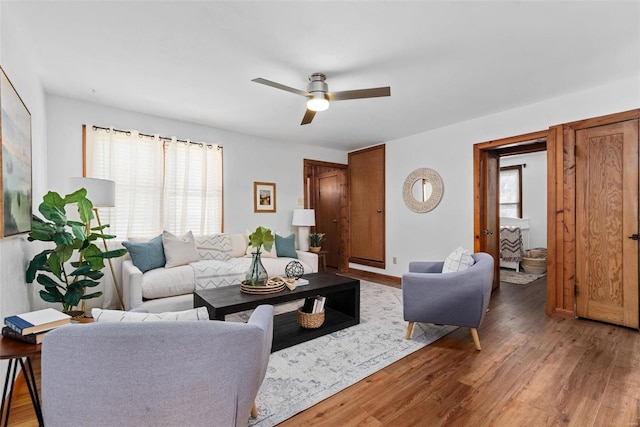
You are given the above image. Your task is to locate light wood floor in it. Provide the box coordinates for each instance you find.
[5,273,640,426]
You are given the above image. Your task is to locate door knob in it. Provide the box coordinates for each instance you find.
[332,219,337,223]
[482,229,494,235]
[629,234,639,241]
[377,209,382,213]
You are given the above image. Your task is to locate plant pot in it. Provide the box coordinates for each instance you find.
[309,246,321,253]
[64,310,86,319]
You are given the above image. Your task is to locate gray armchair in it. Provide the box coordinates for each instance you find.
[41,305,274,427]
[402,252,494,350]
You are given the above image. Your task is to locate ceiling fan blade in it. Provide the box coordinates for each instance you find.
[252,78,310,97]
[301,109,316,125]
[328,86,391,101]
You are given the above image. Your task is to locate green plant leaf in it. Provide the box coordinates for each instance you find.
[82,243,106,270]
[39,289,64,303]
[39,203,67,226]
[69,265,92,276]
[47,251,62,280]
[75,278,100,288]
[63,287,84,307]
[99,248,128,259]
[36,274,62,288]
[81,291,103,300]
[42,191,65,210]
[70,223,86,241]
[52,231,74,246]
[63,188,87,204]
[77,198,94,224]
[26,250,53,283]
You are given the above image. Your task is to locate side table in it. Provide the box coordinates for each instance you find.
[0,337,43,427]
[314,250,328,272]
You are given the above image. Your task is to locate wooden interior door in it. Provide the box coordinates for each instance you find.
[576,119,639,329]
[349,145,385,268]
[317,170,343,268]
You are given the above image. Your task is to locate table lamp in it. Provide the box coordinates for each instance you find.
[292,209,315,252]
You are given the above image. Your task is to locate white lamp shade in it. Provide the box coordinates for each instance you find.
[69,177,116,207]
[292,209,315,226]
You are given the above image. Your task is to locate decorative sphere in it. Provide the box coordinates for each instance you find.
[285,260,305,279]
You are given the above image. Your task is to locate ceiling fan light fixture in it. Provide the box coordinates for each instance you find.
[307,93,329,112]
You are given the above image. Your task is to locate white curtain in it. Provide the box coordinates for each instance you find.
[85,126,223,239]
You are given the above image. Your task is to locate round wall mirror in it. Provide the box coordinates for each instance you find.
[403,168,443,213]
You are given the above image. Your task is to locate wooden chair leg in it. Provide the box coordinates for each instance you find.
[470,327,481,351]
[405,322,415,340]
[251,402,258,418]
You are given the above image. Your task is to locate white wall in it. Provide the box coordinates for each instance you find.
[500,151,547,249]
[376,76,639,278]
[0,8,48,325]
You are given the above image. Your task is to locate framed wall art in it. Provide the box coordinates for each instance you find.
[254,181,276,213]
[1,66,32,238]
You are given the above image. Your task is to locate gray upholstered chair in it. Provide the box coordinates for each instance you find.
[41,305,274,427]
[402,252,494,350]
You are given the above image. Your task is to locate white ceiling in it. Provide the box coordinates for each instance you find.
[4,1,639,151]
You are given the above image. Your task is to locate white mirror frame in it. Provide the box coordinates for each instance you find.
[402,168,444,213]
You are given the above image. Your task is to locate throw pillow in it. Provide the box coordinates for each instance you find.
[91,307,209,322]
[275,233,298,258]
[442,247,475,273]
[195,234,233,261]
[162,230,200,268]
[122,235,166,273]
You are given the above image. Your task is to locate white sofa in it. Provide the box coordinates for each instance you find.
[122,233,317,312]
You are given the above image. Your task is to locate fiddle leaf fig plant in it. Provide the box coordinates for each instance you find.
[26,188,127,313]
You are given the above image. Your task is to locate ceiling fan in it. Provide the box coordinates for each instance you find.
[252,72,391,125]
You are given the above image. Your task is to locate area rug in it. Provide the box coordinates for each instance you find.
[237,280,457,426]
[500,268,546,285]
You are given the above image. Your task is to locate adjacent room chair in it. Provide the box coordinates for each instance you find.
[402,252,494,350]
[41,305,274,427]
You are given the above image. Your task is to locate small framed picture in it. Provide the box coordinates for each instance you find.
[254,182,276,213]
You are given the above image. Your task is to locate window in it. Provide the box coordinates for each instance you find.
[83,125,223,238]
[499,165,522,218]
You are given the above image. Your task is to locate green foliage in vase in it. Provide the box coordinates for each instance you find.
[25,188,127,313]
[248,226,275,254]
[309,232,325,247]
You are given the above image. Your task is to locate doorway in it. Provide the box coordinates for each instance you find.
[474,131,549,292]
[303,159,348,271]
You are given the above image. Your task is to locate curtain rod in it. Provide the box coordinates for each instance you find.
[91,125,222,149]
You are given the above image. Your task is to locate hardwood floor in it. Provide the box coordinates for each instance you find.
[5,273,640,426]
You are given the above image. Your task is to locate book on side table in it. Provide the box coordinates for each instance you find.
[1,326,47,344]
[4,308,71,336]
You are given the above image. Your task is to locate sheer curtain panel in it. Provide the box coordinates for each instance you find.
[84,126,223,238]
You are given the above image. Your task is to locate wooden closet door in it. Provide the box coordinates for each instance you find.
[576,119,639,329]
[317,170,344,268]
[349,145,385,267]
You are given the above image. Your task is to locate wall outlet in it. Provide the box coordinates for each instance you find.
[393,256,397,264]
[297,198,304,207]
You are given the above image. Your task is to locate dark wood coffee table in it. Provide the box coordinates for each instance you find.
[193,273,360,352]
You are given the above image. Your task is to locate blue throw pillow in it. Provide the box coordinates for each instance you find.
[275,234,298,258]
[122,235,166,273]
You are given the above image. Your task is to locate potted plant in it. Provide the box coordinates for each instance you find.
[309,232,325,253]
[245,226,275,286]
[26,188,127,316]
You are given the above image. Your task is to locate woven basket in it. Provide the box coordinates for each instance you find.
[297,308,325,329]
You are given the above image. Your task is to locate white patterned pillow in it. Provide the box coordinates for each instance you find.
[196,234,233,261]
[91,307,209,322]
[442,247,475,273]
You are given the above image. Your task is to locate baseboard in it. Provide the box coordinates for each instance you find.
[345,267,401,286]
